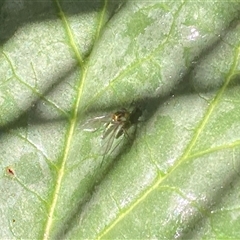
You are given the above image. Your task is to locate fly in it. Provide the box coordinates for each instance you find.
[83,107,142,161]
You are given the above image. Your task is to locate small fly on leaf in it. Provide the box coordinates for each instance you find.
[83,107,142,162]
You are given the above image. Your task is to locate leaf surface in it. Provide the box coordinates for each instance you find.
[1,1,240,239]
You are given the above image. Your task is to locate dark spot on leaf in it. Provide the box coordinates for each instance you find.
[6,166,15,176]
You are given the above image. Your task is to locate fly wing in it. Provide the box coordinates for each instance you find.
[102,122,116,139]
[101,124,123,156]
[82,115,110,132]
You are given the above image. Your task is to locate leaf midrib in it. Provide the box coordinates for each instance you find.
[42,0,108,238]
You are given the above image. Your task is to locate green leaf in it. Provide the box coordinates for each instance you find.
[1,1,240,239]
